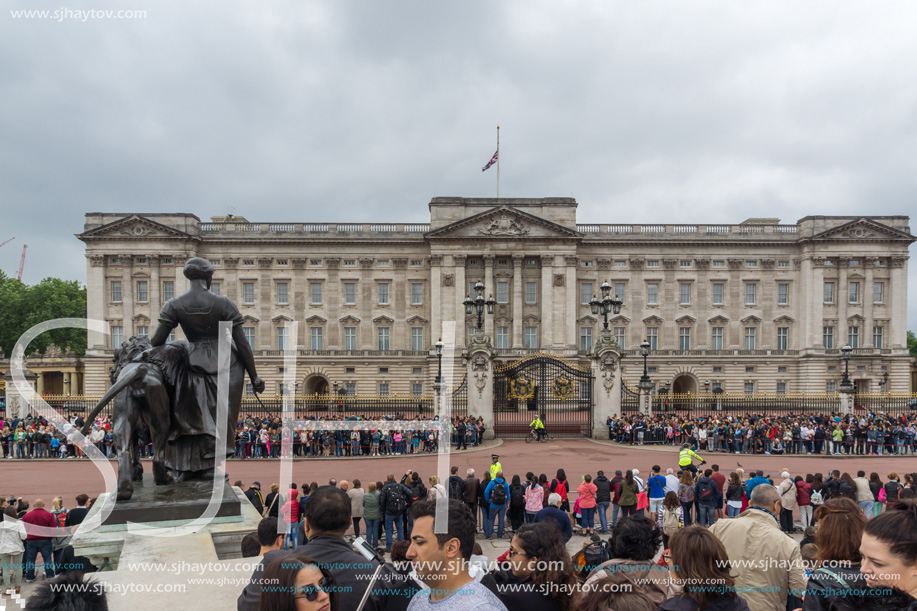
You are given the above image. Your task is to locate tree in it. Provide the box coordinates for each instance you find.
[909,330,917,357]
[0,270,87,356]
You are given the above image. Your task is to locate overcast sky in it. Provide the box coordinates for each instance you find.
[2,1,915,331]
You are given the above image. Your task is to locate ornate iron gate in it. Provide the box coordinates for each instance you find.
[493,354,593,438]
[621,378,640,413]
[448,374,468,418]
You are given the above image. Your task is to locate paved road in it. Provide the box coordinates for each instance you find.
[5,439,914,504]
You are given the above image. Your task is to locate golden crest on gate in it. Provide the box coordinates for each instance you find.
[509,376,535,400]
[553,376,575,401]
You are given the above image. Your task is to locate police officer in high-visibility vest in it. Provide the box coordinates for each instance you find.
[530,414,546,441]
[678,443,705,476]
[489,454,502,479]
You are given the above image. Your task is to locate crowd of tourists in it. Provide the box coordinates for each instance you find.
[608,411,917,455]
[5,450,917,610]
[0,412,488,460]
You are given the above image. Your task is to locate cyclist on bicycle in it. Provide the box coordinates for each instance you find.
[530,414,546,441]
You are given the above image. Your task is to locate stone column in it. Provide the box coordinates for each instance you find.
[326,258,341,349]
[638,382,653,417]
[453,255,466,346]
[430,254,443,343]
[889,256,907,349]
[150,255,160,315]
[121,258,134,343]
[565,256,578,349]
[393,258,409,350]
[85,255,107,351]
[359,257,375,349]
[839,385,854,415]
[540,257,554,347]
[465,334,495,439]
[292,258,308,348]
[512,255,524,348]
[591,331,622,438]
[36,373,44,396]
[837,267,848,347]
[257,258,273,349]
[483,255,495,339]
[864,265,874,346]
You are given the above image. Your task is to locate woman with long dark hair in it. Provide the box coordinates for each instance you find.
[869,472,884,516]
[260,554,335,611]
[802,498,868,611]
[508,474,526,533]
[843,501,917,607]
[661,526,749,610]
[551,469,570,513]
[538,474,550,507]
[491,522,579,611]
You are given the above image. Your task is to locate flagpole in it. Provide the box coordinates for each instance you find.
[496,125,500,199]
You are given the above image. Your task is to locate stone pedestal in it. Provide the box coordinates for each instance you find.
[100,474,242,525]
[465,331,495,439]
[839,385,855,415]
[3,367,37,419]
[638,382,653,417]
[69,485,262,610]
[591,331,622,439]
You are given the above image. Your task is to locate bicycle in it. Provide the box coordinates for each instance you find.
[525,428,550,443]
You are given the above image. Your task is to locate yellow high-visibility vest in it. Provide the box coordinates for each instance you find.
[490,462,502,478]
[530,419,544,430]
[679,448,700,466]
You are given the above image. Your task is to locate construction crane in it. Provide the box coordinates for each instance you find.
[0,237,13,248]
[17,244,27,280]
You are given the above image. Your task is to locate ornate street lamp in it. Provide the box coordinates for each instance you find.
[882,371,889,393]
[590,280,623,330]
[703,380,711,393]
[463,280,496,330]
[639,338,652,385]
[435,337,444,384]
[840,344,854,389]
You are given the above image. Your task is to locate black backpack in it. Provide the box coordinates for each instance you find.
[492,481,507,505]
[510,484,525,508]
[696,479,714,501]
[448,477,464,500]
[386,485,408,515]
[581,536,611,576]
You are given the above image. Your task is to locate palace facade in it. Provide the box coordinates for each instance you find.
[78,198,913,399]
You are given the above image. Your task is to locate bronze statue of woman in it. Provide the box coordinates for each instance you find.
[148,257,264,481]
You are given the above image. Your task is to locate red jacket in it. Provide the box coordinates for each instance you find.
[22,508,58,541]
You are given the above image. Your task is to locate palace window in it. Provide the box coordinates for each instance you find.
[411,283,423,305]
[777,327,788,350]
[711,327,724,350]
[873,282,884,303]
[580,327,592,351]
[111,326,123,348]
[524,327,537,349]
[496,327,509,349]
[378,328,390,351]
[136,281,148,303]
[243,283,255,304]
[778,283,789,304]
[712,283,724,305]
[411,327,424,351]
[344,327,356,351]
[525,282,537,304]
[311,283,322,304]
[344,283,356,304]
[277,282,288,304]
[111,281,122,303]
[310,327,323,350]
[873,326,883,349]
[646,327,658,350]
[823,326,835,349]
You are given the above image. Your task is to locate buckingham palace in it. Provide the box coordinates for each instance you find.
[77,197,913,401]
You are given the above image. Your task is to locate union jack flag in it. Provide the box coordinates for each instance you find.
[482,149,498,172]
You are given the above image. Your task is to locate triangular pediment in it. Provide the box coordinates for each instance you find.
[847,314,864,323]
[339,315,361,325]
[809,218,915,243]
[406,315,429,324]
[741,315,762,324]
[271,314,294,323]
[78,215,194,241]
[708,315,730,325]
[305,315,327,325]
[577,315,598,324]
[426,206,581,240]
[643,315,664,325]
[373,315,395,325]
[609,315,631,325]
[242,315,260,324]
[773,315,795,325]
[676,315,697,325]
